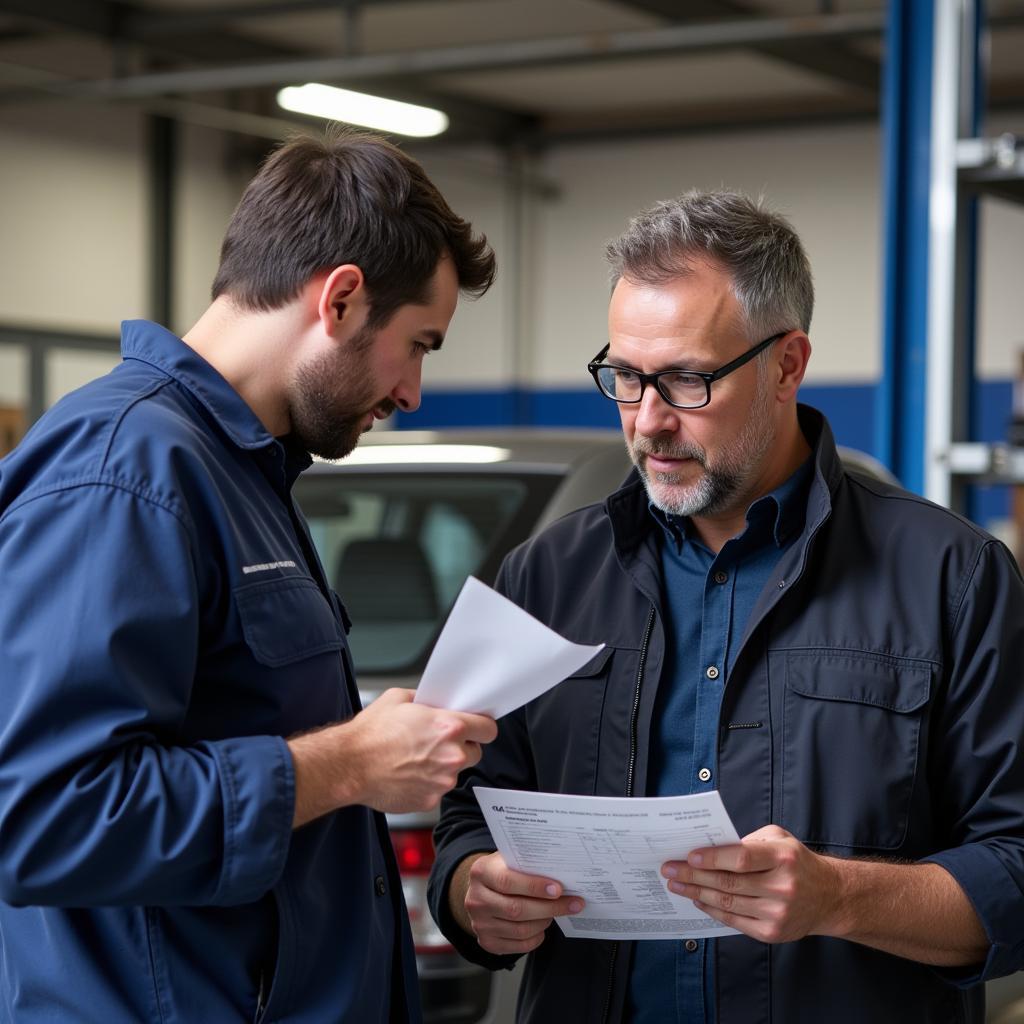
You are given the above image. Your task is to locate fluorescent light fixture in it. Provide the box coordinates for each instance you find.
[277,83,449,137]
[338,445,511,465]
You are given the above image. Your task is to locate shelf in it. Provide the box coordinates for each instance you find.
[944,442,1024,483]
[957,134,1024,204]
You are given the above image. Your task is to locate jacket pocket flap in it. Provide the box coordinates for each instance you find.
[235,576,345,667]
[785,650,931,713]
[567,645,614,678]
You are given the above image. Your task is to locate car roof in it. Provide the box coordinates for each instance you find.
[305,426,627,475]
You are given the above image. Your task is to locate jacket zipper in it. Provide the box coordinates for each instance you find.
[601,604,656,1024]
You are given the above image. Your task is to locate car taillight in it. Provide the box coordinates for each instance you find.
[391,828,455,955]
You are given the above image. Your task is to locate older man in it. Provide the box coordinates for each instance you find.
[429,191,1024,1022]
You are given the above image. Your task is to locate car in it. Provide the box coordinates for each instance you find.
[292,427,1021,1024]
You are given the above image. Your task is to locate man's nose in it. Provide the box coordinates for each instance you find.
[633,381,680,435]
[390,362,422,414]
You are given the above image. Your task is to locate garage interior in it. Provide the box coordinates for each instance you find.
[1,2,1024,1021]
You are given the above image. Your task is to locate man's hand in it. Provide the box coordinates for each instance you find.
[450,851,585,955]
[660,824,843,943]
[289,688,497,825]
[659,824,989,967]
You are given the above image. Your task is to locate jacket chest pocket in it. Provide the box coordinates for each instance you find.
[526,646,615,795]
[780,650,932,850]
[235,576,346,667]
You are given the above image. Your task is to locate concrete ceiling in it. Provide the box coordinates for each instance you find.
[0,0,1022,148]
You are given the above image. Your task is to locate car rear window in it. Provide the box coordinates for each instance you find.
[294,471,560,674]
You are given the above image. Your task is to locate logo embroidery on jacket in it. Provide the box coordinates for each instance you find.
[241,560,298,575]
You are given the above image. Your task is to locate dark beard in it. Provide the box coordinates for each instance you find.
[289,329,392,460]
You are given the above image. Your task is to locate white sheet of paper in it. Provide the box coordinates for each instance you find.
[412,576,603,720]
[475,787,742,940]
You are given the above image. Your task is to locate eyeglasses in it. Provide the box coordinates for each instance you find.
[587,332,787,410]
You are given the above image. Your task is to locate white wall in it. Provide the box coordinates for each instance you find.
[174,124,252,335]
[1,104,1022,399]
[414,147,513,388]
[532,121,883,388]
[977,112,1024,378]
[0,102,148,334]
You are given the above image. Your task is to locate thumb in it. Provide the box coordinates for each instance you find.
[742,824,791,842]
[370,687,416,708]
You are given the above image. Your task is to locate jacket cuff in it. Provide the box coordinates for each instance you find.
[428,832,520,972]
[209,735,294,905]
[922,844,1024,983]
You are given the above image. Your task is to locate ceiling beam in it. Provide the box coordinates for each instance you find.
[612,0,879,93]
[123,0,476,38]
[0,0,125,35]
[0,0,534,141]
[542,91,880,145]
[37,10,886,101]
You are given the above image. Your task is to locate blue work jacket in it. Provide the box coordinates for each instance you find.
[430,405,1024,1024]
[0,321,418,1022]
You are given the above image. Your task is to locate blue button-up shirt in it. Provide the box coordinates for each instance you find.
[0,321,418,1022]
[627,458,813,1024]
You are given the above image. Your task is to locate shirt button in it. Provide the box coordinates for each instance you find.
[713,571,728,584]
[705,666,719,680]
[698,767,712,783]
[374,875,387,896]
[684,939,699,952]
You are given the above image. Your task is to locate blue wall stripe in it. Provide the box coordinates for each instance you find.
[401,381,1015,528]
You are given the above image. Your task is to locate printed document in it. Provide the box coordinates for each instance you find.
[475,787,742,940]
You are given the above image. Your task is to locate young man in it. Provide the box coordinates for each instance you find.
[429,191,1024,1022]
[0,130,498,1023]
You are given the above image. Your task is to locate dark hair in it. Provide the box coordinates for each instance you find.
[212,127,495,326]
[604,190,813,338]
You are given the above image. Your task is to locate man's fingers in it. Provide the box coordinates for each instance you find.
[477,931,547,956]
[474,856,567,901]
[492,894,584,922]
[461,740,483,768]
[373,687,416,707]
[667,878,762,916]
[663,865,765,897]
[453,711,499,744]
[472,887,583,924]
[677,839,781,873]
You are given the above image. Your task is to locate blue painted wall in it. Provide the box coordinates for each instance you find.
[403,380,1016,528]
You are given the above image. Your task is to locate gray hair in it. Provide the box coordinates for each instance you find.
[604,190,814,339]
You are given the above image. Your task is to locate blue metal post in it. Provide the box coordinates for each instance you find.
[878,0,935,495]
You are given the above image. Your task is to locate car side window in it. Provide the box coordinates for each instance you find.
[420,504,485,609]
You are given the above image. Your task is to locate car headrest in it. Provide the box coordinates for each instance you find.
[334,538,439,623]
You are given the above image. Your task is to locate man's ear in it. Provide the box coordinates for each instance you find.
[315,264,368,338]
[775,332,812,403]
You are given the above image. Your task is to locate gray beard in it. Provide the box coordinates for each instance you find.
[629,379,776,519]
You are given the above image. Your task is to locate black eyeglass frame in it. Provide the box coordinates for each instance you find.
[587,331,788,410]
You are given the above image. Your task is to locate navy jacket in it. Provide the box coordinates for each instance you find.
[0,321,418,1022]
[429,406,1024,1024]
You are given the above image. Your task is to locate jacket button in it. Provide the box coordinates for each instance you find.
[374,875,386,896]
[697,767,712,783]
[705,666,719,680]
[684,939,699,952]
[713,571,728,584]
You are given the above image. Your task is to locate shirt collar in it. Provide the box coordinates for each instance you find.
[648,452,814,552]
[120,319,275,452]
